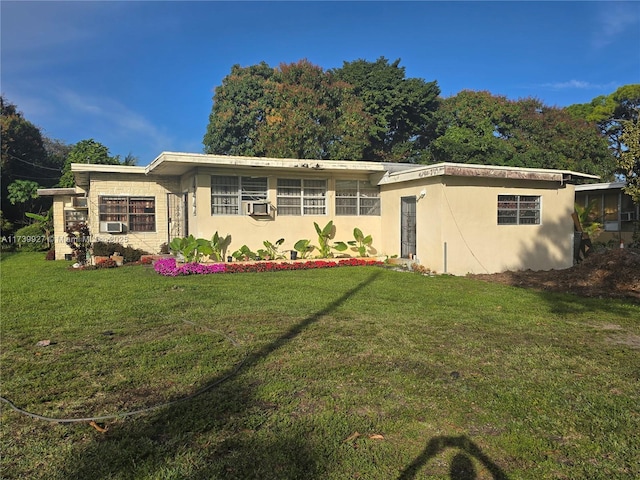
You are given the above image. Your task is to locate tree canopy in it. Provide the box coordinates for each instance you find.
[1,96,136,226]
[203,58,439,162]
[331,57,440,162]
[203,58,627,177]
[567,85,640,198]
[429,90,615,179]
[256,60,372,160]
[204,60,372,160]
[58,138,123,187]
[1,96,55,222]
[566,84,640,160]
[203,62,275,157]
[619,117,640,202]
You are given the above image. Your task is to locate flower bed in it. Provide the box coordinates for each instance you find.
[153,257,383,277]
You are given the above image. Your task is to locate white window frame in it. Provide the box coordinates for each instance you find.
[497,195,541,225]
[277,178,327,216]
[64,209,87,231]
[335,180,380,216]
[211,175,268,215]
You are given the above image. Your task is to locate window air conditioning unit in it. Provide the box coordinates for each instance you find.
[604,221,620,232]
[72,197,88,208]
[100,221,125,233]
[620,211,636,222]
[246,201,271,216]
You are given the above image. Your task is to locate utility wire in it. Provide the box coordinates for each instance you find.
[3,153,64,172]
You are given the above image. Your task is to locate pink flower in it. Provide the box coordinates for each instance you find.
[154,257,382,276]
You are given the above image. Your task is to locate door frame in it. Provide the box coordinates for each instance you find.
[400,196,417,259]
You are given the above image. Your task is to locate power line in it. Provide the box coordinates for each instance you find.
[3,153,64,172]
[5,174,60,181]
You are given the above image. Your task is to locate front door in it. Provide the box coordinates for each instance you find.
[167,193,187,244]
[401,196,416,258]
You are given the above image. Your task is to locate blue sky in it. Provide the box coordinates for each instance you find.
[2,1,639,166]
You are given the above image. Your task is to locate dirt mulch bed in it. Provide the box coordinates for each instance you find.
[468,248,640,301]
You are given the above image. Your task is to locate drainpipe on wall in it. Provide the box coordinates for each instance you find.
[443,242,448,274]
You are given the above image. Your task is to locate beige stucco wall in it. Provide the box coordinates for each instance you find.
[47,164,580,272]
[186,168,383,257]
[86,173,180,254]
[52,196,72,260]
[380,177,576,275]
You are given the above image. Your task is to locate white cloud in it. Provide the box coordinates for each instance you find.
[53,88,172,158]
[539,80,617,90]
[593,3,640,49]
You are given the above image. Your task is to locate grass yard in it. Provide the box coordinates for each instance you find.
[1,252,638,479]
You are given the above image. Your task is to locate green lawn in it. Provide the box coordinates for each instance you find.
[1,252,638,479]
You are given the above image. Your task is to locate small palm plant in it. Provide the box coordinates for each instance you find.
[574,200,602,239]
[348,227,373,257]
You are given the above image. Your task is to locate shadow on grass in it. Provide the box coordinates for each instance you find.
[60,270,382,479]
[397,435,509,480]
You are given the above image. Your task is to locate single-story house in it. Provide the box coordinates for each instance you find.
[38,152,599,275]
[575,181,639,246]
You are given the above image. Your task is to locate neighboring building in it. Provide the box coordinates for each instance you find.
[38,152,598,275]
[575,182,639,246]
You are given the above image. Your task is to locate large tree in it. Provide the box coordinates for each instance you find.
[1,96,58,223]
[203,62,277,157]
[566,84,640,160]
[332,57,440,162]
[203,60,372,160]
[619,117,640,202]
[429,91,615,178]
[255,60,371,160]
[58,138,121,187]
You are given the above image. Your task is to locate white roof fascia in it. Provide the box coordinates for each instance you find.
[575,181,627,191]
[377,162,599,185]
[70,164,147,174]
[37,187,83,196]
[146,152,390,175]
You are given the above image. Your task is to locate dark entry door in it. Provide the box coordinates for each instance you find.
[401,196,416,258]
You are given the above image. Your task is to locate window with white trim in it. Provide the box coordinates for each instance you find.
[65,210,87,231]
[335,180,380,216]
[497,195,541,225]
[211,176,268,215]
[277,179,327,215]
[99,196,156,232]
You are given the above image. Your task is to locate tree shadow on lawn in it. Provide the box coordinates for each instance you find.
[397,435,509,480]
[60,271,383,480]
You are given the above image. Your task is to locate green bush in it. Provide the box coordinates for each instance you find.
[123,245,147,263]
[91,241,147,263]
[91,241,116,256]
[14,224,48,252]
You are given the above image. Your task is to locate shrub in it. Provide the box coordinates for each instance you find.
[92,241,116,256]
[122,245,147,263]
[14,224,48,252]
[66,222,91,265]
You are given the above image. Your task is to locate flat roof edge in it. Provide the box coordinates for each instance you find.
[37,187,83,196]
[71,164,147,174]
[147,152,390,173]
[380,162,599,184]
[575,181,627,191]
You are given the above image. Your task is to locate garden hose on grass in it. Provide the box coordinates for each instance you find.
[0,319,248,427]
